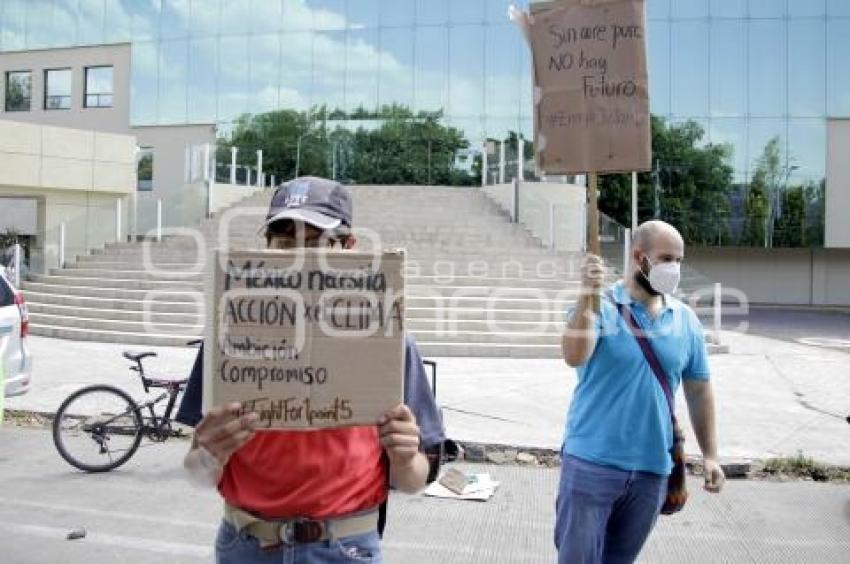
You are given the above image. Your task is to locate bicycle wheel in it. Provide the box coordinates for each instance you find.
[52,385,144,472]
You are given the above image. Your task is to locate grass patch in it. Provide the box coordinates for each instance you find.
[760,451,850,483]
[2,409,52,428]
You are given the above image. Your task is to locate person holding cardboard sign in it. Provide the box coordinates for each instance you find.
[558,221,724,563]
[176,177,445,563]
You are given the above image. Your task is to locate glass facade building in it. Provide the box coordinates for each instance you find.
[0,0,848,189]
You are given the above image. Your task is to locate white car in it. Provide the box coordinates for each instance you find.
[0,269,32,397]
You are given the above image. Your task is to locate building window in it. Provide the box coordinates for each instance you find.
[137,147,154,191]
[4,71,31,111]
[44,68,72,110]
[85,66,113,108]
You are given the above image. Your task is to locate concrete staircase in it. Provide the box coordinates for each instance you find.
[24,185,586,358]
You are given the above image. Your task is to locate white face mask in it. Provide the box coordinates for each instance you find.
[647,260,681,295]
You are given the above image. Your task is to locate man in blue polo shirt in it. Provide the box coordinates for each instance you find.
[558,220,724,564]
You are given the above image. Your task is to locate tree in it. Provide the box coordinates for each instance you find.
[741,137,783,247]
[804,179,826,246]
[598,116,734,245]
[773,185,805,247]
[5,76,29,111]
[218,106,476,186]
[740,168,768,246]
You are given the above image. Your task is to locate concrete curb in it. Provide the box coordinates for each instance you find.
[8,409,847,482]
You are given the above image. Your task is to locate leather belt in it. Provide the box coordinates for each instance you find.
[223,502,378,549]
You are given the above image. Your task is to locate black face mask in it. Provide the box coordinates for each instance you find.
[634,256,661,297]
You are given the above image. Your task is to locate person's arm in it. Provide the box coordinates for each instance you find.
[562,254,604,367]
[683,379,724,493]
[379,404,429,494]
[183,403,258,488]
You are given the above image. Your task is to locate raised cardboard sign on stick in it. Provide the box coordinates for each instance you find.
[203,249,406,430]
[529,0,651,174]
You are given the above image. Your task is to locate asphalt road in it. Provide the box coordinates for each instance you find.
[721,307,850,352]
[1,426,849,563]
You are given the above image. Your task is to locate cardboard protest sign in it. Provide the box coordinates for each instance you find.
[204,249,405,430]
[527,0,650,174]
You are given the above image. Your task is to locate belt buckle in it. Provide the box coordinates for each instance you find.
[279,519,324,544]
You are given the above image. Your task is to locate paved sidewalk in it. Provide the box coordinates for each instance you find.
[7,328,850,465]
[1,426,849,564]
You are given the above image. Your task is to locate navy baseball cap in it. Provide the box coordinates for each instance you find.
[264,176,353,232]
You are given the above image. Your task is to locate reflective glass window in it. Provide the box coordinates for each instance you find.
[249,33,281,115]
[672,0,708,18]
[161,0,190,39]
[414,27,449,114]
[648,20,671,117]
[485,117,522,148]
[416,0,447,26]
[218,35,250,121]
[131,41,158,124]
[26,0,54,49]
[519,117,533,147]
[519,41,533,119]
[749,20,787,117]
[787,119,826,184]
[346,0,379,29]
[827,18,850,116]
[451,0,485,24]
[749,0,786,18]
[710,20,747,117]
[711,0,747,18]
[277,32,312,112]
[52,0,79,46]
[187,37,218,122]
[789,19,826,117]
[1,0,27,51]
[137,147,154,191]
[485,24,521,119]
[251,0,283,33]
[827,0,850,17]
[220,0,251,34]
[710,118,748,183]
[448,116,485,149]
[188,0,219,37]
[306,0,347,31]
[158,40,189,123]
[789,0,826,17]
[671,21,709,117]
[647,0,671,20]
[313,31,347,114]
[77,0,105,45]
[380,0,414,27]
[346,29,379,114]
[104,0,133,43]
[44,68,72,110]
[4,70,31,111]
[85,66,113,108]
[486,0,514,24]
[379,28,414,109]
[449,25,485,119]
[748,118,787,178]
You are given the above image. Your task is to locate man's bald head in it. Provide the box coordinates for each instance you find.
[630,220,685,281]
[633,220,684,253]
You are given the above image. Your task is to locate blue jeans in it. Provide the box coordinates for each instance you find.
[554,455,667,564]
[215,521,383,563]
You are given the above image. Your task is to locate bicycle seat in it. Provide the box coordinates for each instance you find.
[123,351,158,363]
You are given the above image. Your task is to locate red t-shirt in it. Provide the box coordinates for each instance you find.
[218,426,388,519]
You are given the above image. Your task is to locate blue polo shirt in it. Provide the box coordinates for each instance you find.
[563,281,710,476]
